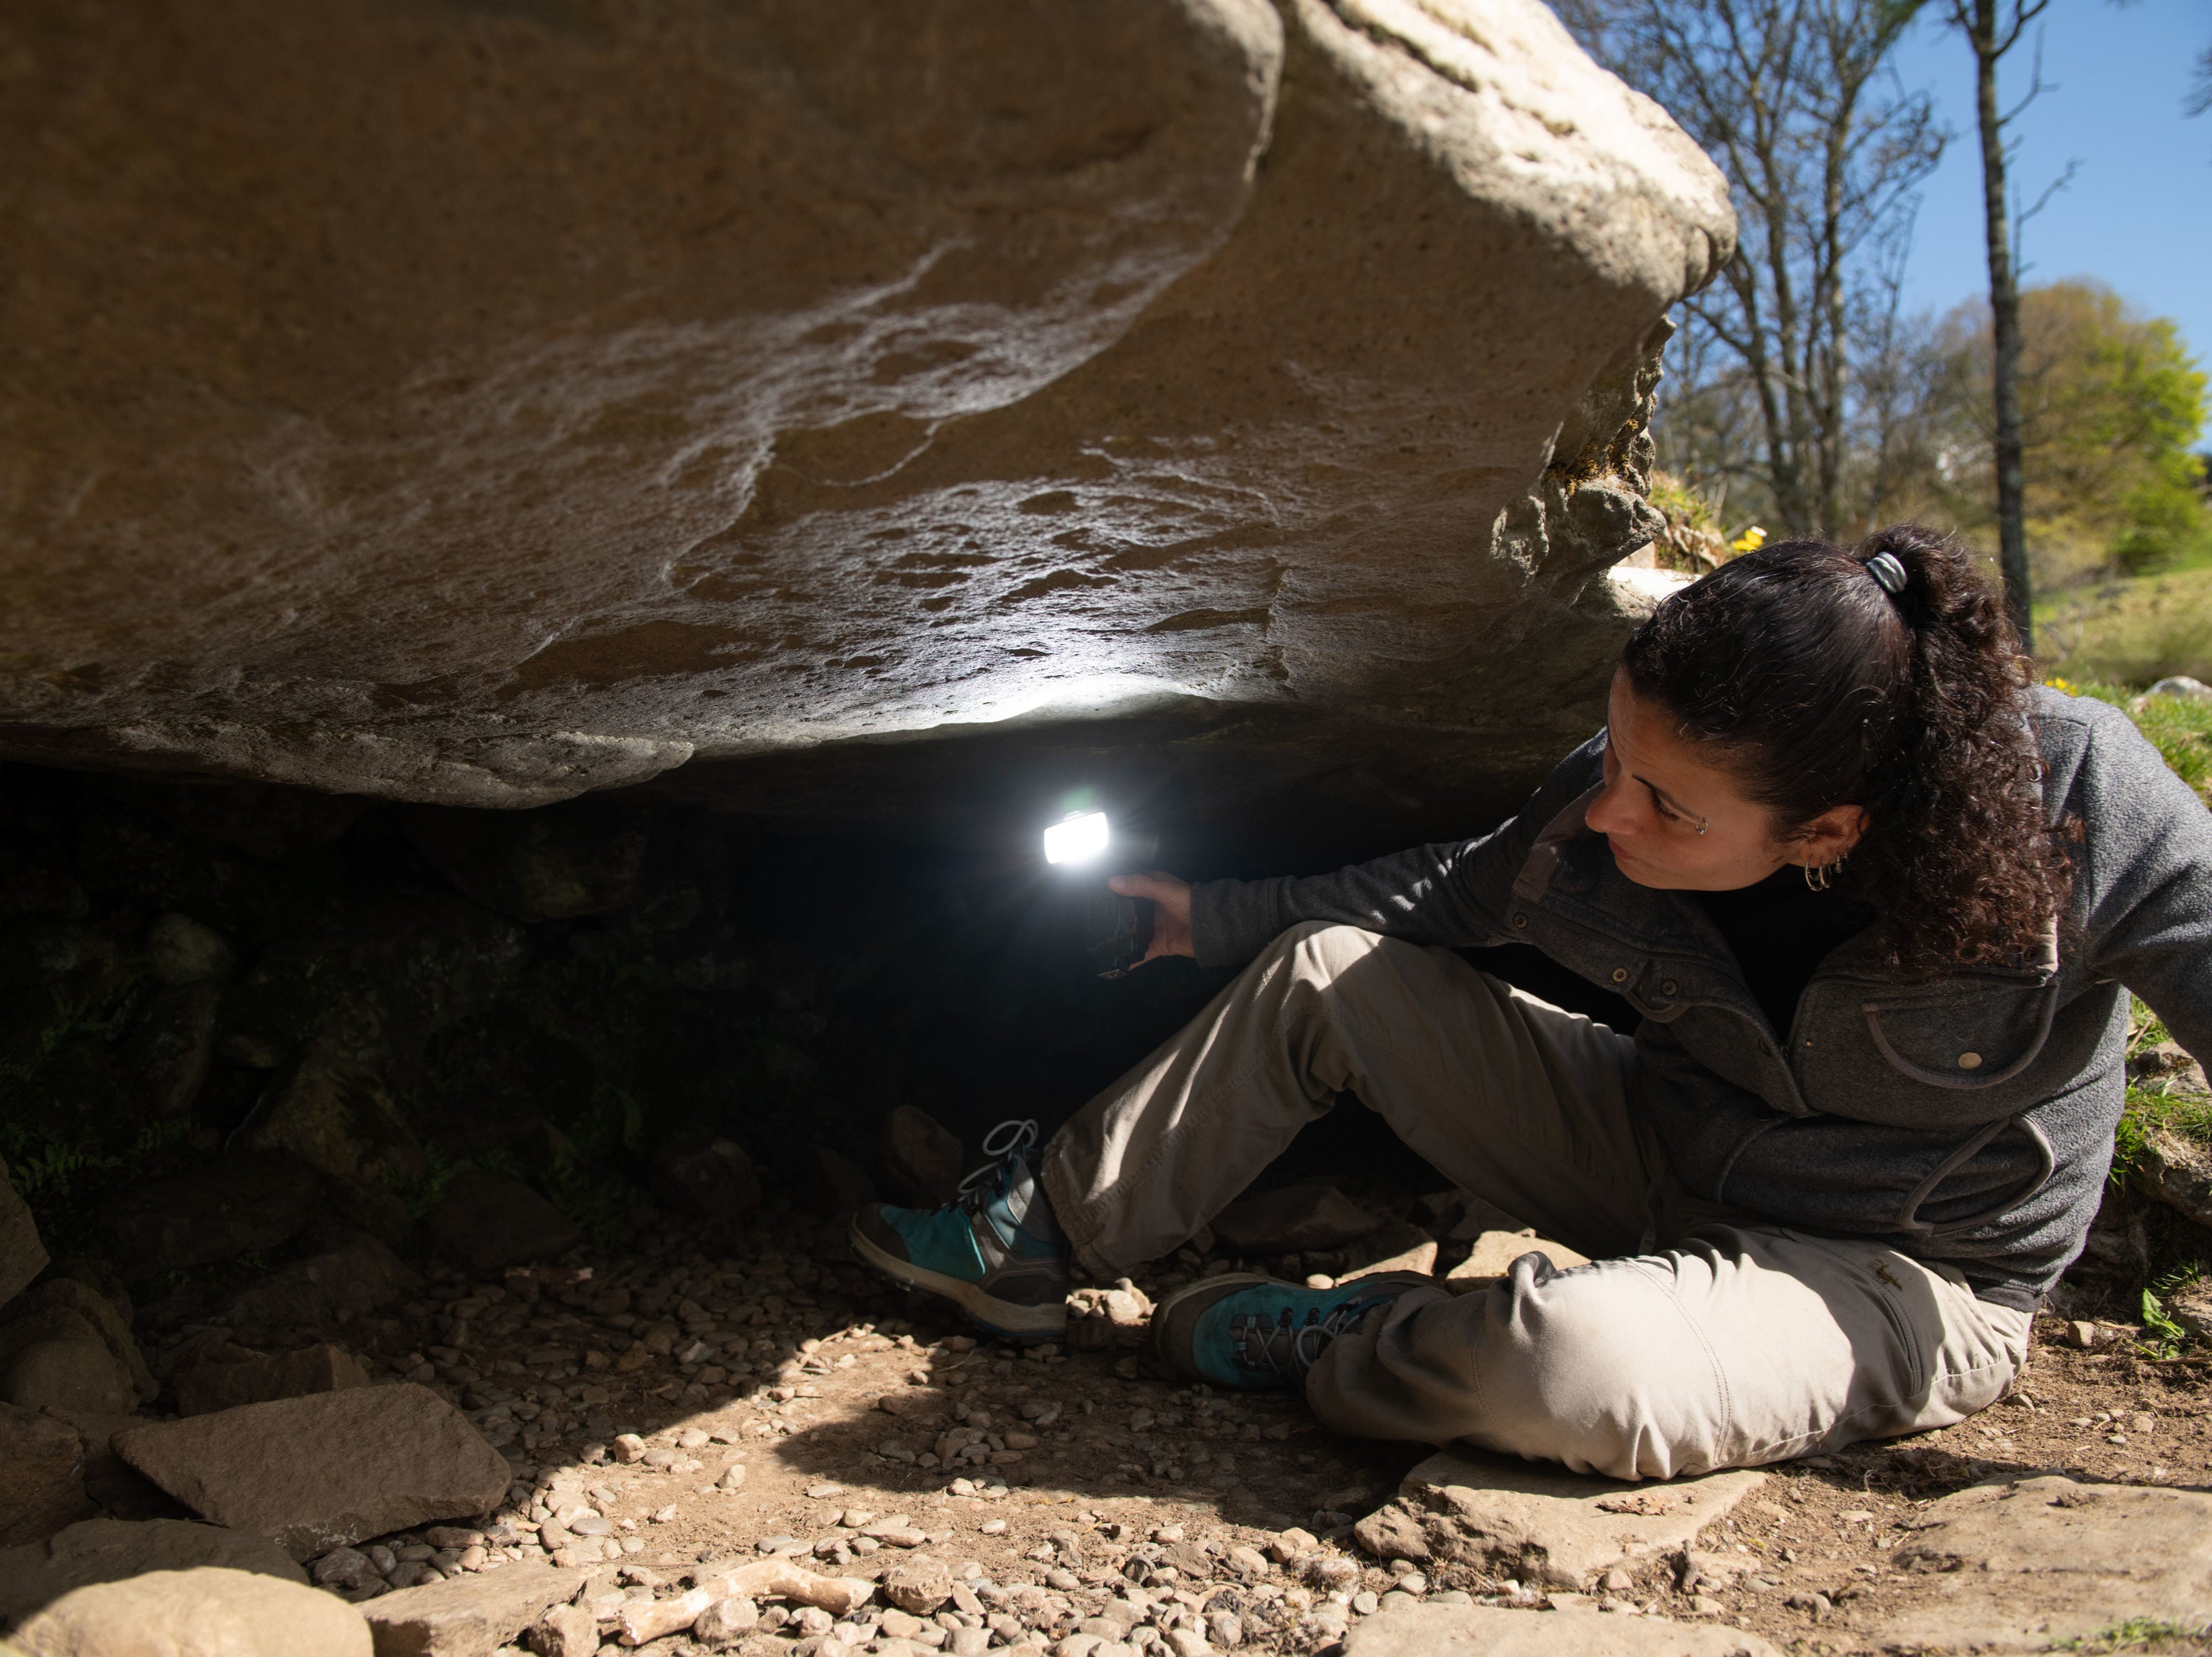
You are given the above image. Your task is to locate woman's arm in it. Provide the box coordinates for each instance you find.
[1184,735,1607,967]
[2073,704,2212,1070]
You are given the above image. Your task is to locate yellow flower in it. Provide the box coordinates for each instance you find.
[1729,526,1766,554]
[2044,676,2079,696]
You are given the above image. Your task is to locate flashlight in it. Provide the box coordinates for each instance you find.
[1043,810,1154,978]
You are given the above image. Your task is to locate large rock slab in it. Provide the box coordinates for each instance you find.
[9,1566,370,1657]
[1872,1475,2212,1652]
[1344,1601,1780,1656]
[0,0,1728,815]
[0,1406,92,1549]
[0,1518,303,1629]
[1355,1450,1765,1589]
[114,1384,511,1562]
[360,1566,585,1657]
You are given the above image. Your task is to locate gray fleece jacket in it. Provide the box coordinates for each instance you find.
[1190,687,2212,1310]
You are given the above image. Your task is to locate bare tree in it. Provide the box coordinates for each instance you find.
[1565,0,1944,538]
[1944,0,2052,646]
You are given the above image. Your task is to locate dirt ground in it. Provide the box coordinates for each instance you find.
[221,1203,2212,1657]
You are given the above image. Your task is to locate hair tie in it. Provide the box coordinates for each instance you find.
[1865,550,1908,596]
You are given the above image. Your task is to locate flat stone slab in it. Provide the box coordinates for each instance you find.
[1872,1475,2212,1652]
[0,1517,302,1627]
[361,1565,584,1657]
[10,1565,370,1656]
[1356,1450,1765,1589]
[0,1404,91,1549]
[1343,1601,1780,1656]
[115,1384,510,1562]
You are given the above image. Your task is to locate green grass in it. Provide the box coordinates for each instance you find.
[2055,1618,2212,1654]
[2038,566,2212,689]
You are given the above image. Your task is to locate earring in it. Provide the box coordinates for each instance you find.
[1803,852,1846,893]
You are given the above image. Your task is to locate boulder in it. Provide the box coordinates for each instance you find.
[142,913,236,987]
[242,1038,426,1185]
[1,1281,155,1406]
[0,0,1728,818]
[1212,1181,1386,1253]
[217,1233,419,1340]
[0,1518,303,1627]
[122,981,224,1122]
[0,1404,92,1549]
[2149,676,2212,701]
[114,1383,512,1561]
[9,1566,371,1657]
[95,1154,322,1283]
[2133,1122,2212,1233]
[878,1107,965,1208]
[649,1138,763,1222]
[172,1342,372,1418]
[1342,1599,1780,1656]
[426,1174,583,1275]
[0,1307,135,1417]
[1354,1449,1765,1589]
[0,1160,47,1309]
[360,1564,585,1657]
[1877,1475,2212,1651]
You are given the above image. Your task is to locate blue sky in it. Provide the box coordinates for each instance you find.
[1884,0,2211,365]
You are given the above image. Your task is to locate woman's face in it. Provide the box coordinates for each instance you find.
[1586,669,1865,892]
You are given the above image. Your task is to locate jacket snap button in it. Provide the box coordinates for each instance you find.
[1662,980,1677,995]
[1958,1052,1983,1070]
[1611,968,1628,983]
[1511,914,1528,928]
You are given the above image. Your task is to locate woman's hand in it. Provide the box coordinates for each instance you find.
[1110,871,1194,965]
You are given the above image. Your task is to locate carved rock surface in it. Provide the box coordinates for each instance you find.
[1357,1449,1765,1588]
[0,0,1728,812]
[1874,1475,2212,1653]
[1345,1600,1781,1656]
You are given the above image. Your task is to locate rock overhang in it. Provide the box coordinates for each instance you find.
[0,0,1733,816]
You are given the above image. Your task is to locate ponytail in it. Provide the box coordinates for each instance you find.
[1620,524,2067,973]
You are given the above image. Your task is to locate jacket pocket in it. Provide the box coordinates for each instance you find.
[1859,980,2059,1092]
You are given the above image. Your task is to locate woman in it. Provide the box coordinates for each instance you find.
[852,528,2212,1480]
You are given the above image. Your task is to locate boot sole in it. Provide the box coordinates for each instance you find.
[849,1220,1068,1343]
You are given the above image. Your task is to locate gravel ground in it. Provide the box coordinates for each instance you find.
[182,1207,2212,1656]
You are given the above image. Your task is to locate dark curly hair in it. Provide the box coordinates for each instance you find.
[1619,524,2067,973]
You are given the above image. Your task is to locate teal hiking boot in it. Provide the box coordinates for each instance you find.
[850,1119,1070,1343]
[1152,1271,1433,1389]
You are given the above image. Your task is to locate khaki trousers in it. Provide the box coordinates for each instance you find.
[1040,923,2032,1480]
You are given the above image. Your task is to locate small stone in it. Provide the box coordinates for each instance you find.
[692,1594,760,1647]
[526,1599,599,1656]
[1601,1569,1634,1592]
[886,1558,955,1614]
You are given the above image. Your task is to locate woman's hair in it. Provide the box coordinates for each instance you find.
[1619,523,2065,973]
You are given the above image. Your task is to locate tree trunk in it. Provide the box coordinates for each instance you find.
[1967,0,2033,649]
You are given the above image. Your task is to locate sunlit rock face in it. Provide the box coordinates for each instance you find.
[0,0,1731,812]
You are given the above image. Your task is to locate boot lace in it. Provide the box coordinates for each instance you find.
[1229,1290,1394,1383]
[955,1118,1040,1207]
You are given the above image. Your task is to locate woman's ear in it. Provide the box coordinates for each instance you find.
[1798,803,1869,869]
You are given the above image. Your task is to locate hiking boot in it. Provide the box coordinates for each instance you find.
[1152,1271,1434,1390]
[850,1119,1070,1343]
